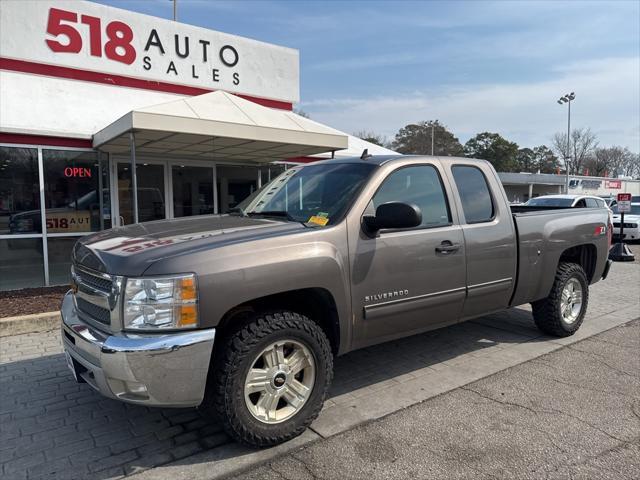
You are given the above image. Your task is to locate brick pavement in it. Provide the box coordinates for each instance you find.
[1,260,638,480]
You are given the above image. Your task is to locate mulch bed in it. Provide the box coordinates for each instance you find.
[0,286,69,319]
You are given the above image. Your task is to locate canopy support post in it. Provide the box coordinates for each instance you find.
[97,149,104,231]
[129,132,139,224]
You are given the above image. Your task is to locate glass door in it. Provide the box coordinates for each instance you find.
[170,164,214,217]
[116,162,167,225]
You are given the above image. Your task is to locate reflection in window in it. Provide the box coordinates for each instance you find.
[43,150,108,233]
[0,238,44,289]
[372,166,451,228]
[0,147,40,235]
[47,237,77,286]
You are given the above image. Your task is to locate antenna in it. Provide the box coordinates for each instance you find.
[360,149,372,160]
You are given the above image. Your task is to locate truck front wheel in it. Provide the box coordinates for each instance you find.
[212,311,333,447]
[532,262,589,337]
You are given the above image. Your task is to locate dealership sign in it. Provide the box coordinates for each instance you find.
[0,0,299,103]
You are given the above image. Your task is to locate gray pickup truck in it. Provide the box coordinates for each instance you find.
[62,155,612,447]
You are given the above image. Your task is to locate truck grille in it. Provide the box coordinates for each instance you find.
[76,297,111,325]
[72,264,114,328]
[75,268,112,293]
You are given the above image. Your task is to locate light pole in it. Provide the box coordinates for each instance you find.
[557,92,575,193]
[170,0,177,21]
[431,124,434,156]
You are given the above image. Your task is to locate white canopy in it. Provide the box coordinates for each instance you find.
[93,91,348,162]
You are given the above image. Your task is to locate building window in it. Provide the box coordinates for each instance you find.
[0,146,41,235]
[47,237,78,286]
[42,150,108,233]
[0,238,44,289]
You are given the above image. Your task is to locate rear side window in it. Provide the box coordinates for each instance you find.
[585,198,600,208]
[451,166,494,223]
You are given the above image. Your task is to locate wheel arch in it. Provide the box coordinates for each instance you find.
[216,288,342,356]
[558,243,597,283]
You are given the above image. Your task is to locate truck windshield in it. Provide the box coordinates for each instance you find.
[233,163,377,226]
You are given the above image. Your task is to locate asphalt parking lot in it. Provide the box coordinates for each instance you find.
[1,259,638,480]
[235,318,640,480]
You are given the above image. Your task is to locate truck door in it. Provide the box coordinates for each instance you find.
[349,162,466,349]
[447,163,518,319]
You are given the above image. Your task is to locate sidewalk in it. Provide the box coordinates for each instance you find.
[233,318,640,480]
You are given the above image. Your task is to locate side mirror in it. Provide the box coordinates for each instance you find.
[363,201,422,234]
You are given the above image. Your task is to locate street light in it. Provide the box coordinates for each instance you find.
[557,92,575,193]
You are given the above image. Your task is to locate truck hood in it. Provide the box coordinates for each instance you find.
[73,215,306,276]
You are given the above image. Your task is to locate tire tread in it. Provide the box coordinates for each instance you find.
[532,262,588,337]
[212,310,333,447]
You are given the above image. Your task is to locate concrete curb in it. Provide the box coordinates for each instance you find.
[0,311,60,337]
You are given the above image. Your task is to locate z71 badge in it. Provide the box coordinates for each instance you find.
[365,290,409,303]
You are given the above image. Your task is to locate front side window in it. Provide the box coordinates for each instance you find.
[452,166,494,223]
[371,165,451,228]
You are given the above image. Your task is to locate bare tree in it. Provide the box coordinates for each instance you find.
[293,108,310,118]
[584,146,634,177]
[551,128,598,175]
[354,130,387,147]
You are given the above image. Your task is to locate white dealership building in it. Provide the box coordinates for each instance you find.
[0,0,394,290]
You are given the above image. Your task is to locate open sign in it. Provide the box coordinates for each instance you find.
[64,167,92,178]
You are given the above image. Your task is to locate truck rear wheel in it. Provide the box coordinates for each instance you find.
[212,311,333,447]
[532,262,589,337]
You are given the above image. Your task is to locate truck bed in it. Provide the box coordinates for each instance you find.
[509,207,610,307]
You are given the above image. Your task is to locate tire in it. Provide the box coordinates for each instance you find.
[212,310,333,447]
[532,262,589,337]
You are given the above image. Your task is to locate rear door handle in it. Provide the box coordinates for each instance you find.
[435,241,461,254]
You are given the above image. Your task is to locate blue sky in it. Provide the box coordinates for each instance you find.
[96,0,640,151]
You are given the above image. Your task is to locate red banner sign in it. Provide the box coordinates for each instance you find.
[605,180,622,189]
[617,193,632,202]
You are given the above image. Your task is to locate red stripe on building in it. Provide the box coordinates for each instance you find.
[0,57,293,111]
[0,133,92,148]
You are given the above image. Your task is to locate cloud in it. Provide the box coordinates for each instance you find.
[301,56,640,151]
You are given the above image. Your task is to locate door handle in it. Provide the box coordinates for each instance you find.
[435,241,461,254]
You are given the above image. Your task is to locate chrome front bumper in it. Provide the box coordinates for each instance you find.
[60,291,216,407]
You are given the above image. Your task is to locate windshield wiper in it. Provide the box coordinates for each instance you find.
[227,207,246,216]
[245,210,306,225]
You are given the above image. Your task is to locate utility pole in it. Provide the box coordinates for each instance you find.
[557,92,575,193]
[172,0,177,21]
[431,124,434,156]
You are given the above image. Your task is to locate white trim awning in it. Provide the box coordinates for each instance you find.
[92,91,348,162]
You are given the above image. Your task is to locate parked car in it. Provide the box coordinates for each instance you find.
[61,155,612,447]
[611,203,640,242]
[525,194,608,209]
[599,195,617,209]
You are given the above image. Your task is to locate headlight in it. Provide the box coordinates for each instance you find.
[123,274,198,330]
